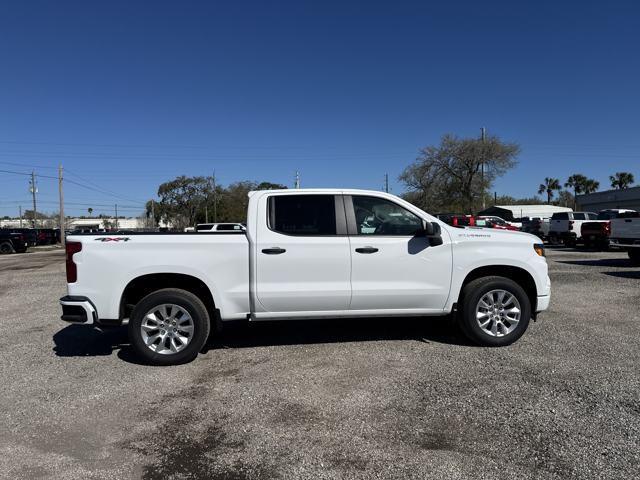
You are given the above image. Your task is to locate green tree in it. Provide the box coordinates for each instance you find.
[155,175,212,230]
[583,178,600,194]
[87,207,93,217]
[609,172,635,190]
[400,133,520,213]
[565,174,599,208]
[537,177,561,204]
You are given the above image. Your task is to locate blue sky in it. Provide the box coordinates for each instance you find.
[0,0,639,217]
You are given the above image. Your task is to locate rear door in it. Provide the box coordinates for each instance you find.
[345,194,452,312]
[255,193,351,313]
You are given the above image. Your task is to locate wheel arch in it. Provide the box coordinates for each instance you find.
[456,265,538,313]
[119,273,218,325]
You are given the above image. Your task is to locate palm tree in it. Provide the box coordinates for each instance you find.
[565,174,587,208]
[537,177,561,204]
[610,172,635,190]
[87,207,93,217]
[583,179,600,194]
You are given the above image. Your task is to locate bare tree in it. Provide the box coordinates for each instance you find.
[400,133,519,213]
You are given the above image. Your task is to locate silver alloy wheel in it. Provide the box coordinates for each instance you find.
[475,289,521,337]
[140,304,194,355]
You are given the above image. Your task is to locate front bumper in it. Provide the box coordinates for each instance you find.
[60,296,97,325]
[536,295,550,313]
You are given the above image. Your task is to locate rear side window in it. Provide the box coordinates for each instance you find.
[552,212,569,220]
[573,213,586,220]
[269,195,337,235]
[587,213,598,220]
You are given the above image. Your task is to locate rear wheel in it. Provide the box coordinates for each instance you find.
[0,241,14,254]
[128,288,211,366]
[629,249,640,266]
[457,276,531,347]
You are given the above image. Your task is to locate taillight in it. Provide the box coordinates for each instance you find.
[568,220,574,230]
[65,242,82,283]
[469,216,476,226]
[604,221,611,236]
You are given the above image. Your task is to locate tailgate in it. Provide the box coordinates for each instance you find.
[611,216,640,238]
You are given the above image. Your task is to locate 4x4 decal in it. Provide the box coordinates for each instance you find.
[94,237,131,242]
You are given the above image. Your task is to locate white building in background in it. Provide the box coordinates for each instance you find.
[477,204,573,221]
[0,217,171,230]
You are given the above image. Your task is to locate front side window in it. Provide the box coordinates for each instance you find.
[352,196,423,235]
[270,195,336,235]
[573,213,586,220]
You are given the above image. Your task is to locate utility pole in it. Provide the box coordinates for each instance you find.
[151,200,155,229]
[19,206,23,228]
[115,204,118,230]
[384,173,389,193]
[29,171,38,228]
[212,171,217,222]
[294,171,300,189]
[58,164,65,247]
[480,127,486,210]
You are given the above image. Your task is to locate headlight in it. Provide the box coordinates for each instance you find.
[533,243,545,257]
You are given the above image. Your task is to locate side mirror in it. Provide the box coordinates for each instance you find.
[417,221,440,237]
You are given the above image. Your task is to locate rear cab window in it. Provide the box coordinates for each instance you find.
[551,212,569,220]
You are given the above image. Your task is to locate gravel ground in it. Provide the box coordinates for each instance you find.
[0,247,638,479]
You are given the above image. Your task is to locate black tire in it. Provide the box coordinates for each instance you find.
[128,288,211,366]
[0,241,14,254]
[457,276,531,347]
[564,237,576,248]
[629,249,640,266]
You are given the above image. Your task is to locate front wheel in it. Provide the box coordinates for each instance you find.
[458,276,531,347]
[128,288,211,366]
[0,241,14,254]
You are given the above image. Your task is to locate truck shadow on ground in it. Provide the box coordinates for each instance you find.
[52,316,474,364]
[556,259,634,268]
[603,271,640,279]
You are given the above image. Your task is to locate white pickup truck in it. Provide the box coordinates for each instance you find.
[60,189,551,365]
[609,212,640,264]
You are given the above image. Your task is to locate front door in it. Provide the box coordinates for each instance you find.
[255,193,352,313]
[345,194,452,312]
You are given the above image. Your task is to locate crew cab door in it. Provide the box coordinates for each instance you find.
[345,195,452,312]
[254,193,351,313]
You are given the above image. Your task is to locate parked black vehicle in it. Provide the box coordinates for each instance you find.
[0,231,29,254]
[6,228,38,247]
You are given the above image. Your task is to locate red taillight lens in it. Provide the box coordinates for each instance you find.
[65,241,82,283]
[568,220,574,230]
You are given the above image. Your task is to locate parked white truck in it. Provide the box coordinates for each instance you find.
[60,189,551,365]
[609,212,640,264]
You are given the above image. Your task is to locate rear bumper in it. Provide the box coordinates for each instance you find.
[609,238,640,249]
[60,296,97,325]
